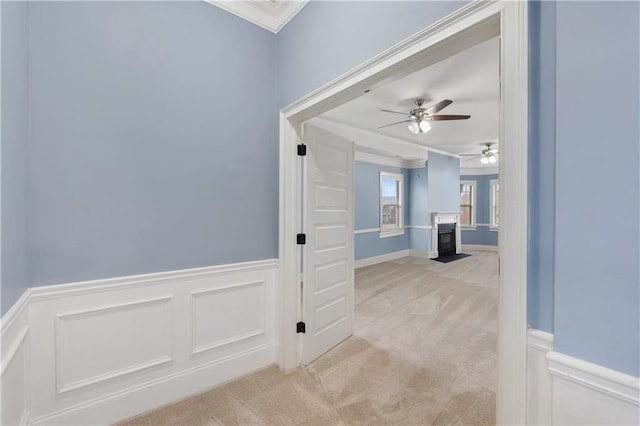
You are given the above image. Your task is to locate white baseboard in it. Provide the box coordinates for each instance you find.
[408,249,432,259]
[30,343,276,425]
[548,351,640,425]
[527,328,553,426]
[462,244,498,252]
[2,259,279,425]
[354,249,410,269]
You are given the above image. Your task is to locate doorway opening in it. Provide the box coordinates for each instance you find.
[278,2,528,424]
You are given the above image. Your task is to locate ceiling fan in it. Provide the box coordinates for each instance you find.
[460,143,499,164]
[378,99,470,134]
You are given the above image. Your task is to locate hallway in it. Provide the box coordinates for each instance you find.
[122,250,498,425]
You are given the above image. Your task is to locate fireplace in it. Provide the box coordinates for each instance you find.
[437,223,456,257]
[430,212,462,258]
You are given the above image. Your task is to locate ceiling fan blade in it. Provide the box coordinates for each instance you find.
[424,99,453,115]
[465,156,481,161]
[425,114,471,121]
[459,154,480,156]
[377,119,414,129]
[380,109,411,116]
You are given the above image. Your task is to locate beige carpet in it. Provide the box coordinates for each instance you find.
[120,251,498,425]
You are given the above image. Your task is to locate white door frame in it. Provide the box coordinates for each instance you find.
[278,1,528,424]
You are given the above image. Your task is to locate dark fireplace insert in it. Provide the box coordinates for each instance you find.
[437,223,456,257]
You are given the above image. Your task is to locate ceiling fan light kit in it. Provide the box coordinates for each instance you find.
[462,142,499,165]
[379,98,470,135]
[408,119,432,134]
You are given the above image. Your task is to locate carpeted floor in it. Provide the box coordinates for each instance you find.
[120,250,498,425]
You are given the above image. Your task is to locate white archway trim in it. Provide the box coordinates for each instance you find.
[278,2,528,424]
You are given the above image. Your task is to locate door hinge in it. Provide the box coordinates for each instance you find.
[297,233,306,245]
[296,322,306,333]
[297,144,307,156]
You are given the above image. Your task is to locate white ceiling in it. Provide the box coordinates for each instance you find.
[318,36,500,168]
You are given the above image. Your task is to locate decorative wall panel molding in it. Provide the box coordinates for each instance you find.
[191,281,266,355]
[55,296,174,394]
[1,259,277,425]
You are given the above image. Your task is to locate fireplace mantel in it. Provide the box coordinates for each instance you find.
[430,212,462,258]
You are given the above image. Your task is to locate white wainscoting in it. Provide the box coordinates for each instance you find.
[527,328,553,425]
[1,291,31,425]
[548,351,640,425]
[526,327,640,426]
[1,259,278,425]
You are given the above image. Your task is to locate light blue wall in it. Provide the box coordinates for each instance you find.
[3,0,638,378]
[408,167,430,253]
[528,0,556,335]
[460,174,498,246]
[26,2,278,287]
[427,151,460,214]
[277,0,468,108]
[1,1,30,314]
[554,1,639,376]
[354,161,409,260]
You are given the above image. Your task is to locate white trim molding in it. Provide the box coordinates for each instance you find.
[527,329,554,426]
[406,225,432,230]
[462,244,498,252]
[205,0,308,33]
[355,151,404,168]
[354,228,380,235]
[1,259,278,426]
[312,117,431,164]
[548,351,640,425]
[460,166,499,175]
[354,249,409,269]
[1,291,31,426]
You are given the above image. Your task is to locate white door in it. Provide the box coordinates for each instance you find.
[301,123,354,365]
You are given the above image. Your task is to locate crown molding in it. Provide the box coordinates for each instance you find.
[309,117,432,161]
[460,166,499,176]
[205,0,309,33]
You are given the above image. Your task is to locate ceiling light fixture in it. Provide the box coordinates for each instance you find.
[480,152,497,164]
[408,119,431,135]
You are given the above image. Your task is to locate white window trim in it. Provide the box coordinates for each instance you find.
[490,179,499,231]
[460,180,477,230]
[379,172,404,238]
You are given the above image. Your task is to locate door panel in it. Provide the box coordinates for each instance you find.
[301,124,354,365]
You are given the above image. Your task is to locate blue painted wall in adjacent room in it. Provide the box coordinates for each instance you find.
[408,167,431,253]
[1,1,30,314]
[354,161,409,260]
[427,152,460,214]
[554,1,639,376]
[460,174,498,247]
[26,2,278,287]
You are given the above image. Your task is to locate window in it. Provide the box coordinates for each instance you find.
[380,172,404,237]
[490,179,499,230]
[460,180,476,228]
